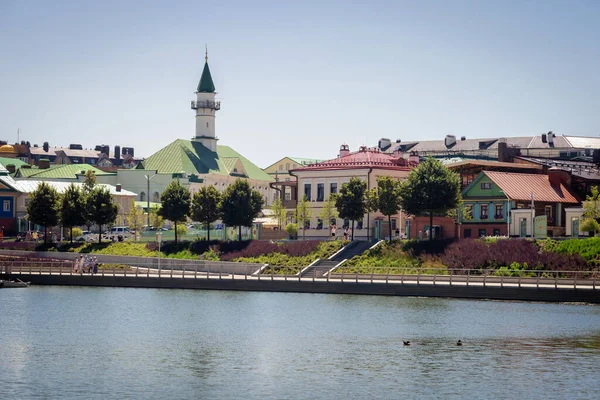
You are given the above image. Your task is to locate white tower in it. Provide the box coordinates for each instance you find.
[191,48,220,151]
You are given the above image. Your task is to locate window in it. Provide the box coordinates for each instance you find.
[343,218,350,229]
[330,218,337,226]
[153,192,160,202]
[304,184,311,201]
[391,218,397,231]
[479,228,487,238]
[480,205,489,219]
[545,205,554,224]
[317,219,323,229]
[464,229,472,238]
[285,192,291,201]
[279,165,284,171]
[24,198,30,207]
[140,192,146,202]
[481,182,492,190]
[494,204,504,219]
[286,163,290,170]
[284,178,290,182]
[317,183,324,201]
[304,219,311,229]
[493,229,501,236]
[356,220,363,229]
[206,122,209,128]
[273,193,278,202]
[3,200,10,212]
[330,183,338,195]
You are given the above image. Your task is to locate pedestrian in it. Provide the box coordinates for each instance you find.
[331,224,337,240]
[343,227,349,240]
[93,258,99,274]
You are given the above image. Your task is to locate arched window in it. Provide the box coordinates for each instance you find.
[140,192,146,202]
[279,165,283,171]
[286,163,290,170]
[153,192,160,202]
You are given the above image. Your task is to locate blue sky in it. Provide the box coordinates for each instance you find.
[1,0,599,168]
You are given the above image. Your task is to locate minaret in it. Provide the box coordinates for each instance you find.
[191,47,220,151]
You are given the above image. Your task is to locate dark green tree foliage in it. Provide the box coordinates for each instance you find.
[61,184,87,243]
[374,176,402,241]
[335,177,367,240]
[158,180,191,244]
[88,186,119,243]
[26,182,60,243]
[221,179,264,241]
[191,186,222,241]
[399,158,461,241]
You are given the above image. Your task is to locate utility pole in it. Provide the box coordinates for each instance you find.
[530,193,535,238]
[145,173,157,228]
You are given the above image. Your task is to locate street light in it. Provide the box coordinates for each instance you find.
[144,173,157,229]
[157,231,163,271]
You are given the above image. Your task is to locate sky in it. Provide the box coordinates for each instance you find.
[1,0,599,168]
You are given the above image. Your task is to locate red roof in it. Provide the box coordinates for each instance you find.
[293,149,412,172]
[484,171,579,203]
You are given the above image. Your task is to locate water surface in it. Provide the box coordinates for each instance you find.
[1,287,599,399]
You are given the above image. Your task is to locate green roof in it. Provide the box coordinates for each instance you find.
[289,157,324,166]
[0,157,29,169]
[140,139,273,182]
[14,163,104,179]
[197,62,215,93]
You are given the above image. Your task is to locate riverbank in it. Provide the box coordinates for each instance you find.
[3,270,598,304]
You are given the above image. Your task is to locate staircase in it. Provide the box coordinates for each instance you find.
[300,241,374,278]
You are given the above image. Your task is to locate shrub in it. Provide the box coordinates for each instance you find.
[285,223,298,238]
[401,239,455,256]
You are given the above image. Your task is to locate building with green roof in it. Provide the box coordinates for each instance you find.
[93,53,276,208]
[13,163,106,181]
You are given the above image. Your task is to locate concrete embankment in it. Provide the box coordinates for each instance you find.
[5,273,598,304]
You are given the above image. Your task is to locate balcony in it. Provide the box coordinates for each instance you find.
[191,100,221,110]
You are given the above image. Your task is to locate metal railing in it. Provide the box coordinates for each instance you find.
[0,262,597,290]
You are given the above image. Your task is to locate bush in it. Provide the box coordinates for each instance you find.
[285,223,298,238]
[541,237,600,266]
[401,239,455,256]
[441,239,587,272]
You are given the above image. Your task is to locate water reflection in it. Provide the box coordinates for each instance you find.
[0,288,599,400]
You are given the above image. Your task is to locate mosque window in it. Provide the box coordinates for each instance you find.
[153,192,160,202]
[140,192,146,201]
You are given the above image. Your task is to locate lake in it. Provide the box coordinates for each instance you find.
[1,287,599,399]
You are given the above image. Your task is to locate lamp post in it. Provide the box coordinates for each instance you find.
[144,173,157,229]
[530,193,535,238]
[157,231,163,271]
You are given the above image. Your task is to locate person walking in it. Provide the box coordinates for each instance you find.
[331,224,337,240]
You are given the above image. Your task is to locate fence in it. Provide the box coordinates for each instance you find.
[1,261,597,290]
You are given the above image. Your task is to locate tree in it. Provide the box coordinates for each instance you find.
[270,197,287,231]
[26,182,60,243]
[82,170,97,194]
[126,199,145,241]
[221,179,263,241]
[318,195,338,237]
[149,205,164,230]
[335,177,367,240]
[191,186,222,241]
[399,158,461,241]
[87,186,119,243]
[60,184,87,243]
[581,185,600,235]
[296,195,313,239]
[158,180,191,244]
[373,176,402,241]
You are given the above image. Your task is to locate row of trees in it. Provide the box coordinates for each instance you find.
[270,158,461,241]
[159,178,264,243]
[27,172,119,243]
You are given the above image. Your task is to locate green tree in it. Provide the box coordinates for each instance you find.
[221,179,264,241]
[126,199,145,241]
[373,176,402,241]
[191,186,222,241]
[158,180,191,244]
[270,196,287,231]
[60,184,87,243]
[335,177,368,240]
[150,205,164,229]
[581,185,600,235]
[26,182,60,243]
[399,158,461,241]
[318,195,338,237]
[82,170,97,194]
[296,195,313,239]
[87,187,119,243]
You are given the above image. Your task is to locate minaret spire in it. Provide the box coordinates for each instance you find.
[205,43,208,62]
[191,48,220,151]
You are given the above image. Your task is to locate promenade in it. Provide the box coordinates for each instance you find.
[1,261,598,304]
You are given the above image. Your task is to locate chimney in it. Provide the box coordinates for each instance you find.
[38,158,50,169]
[541,133,547,143]
[497,138,508,162]
[548,167,571,187]
[408,151,420,166]
[593,149,600,164]
[445,134,456,148]
[378,138,391,151]
[116,183,122,192]
[359,145,367,152]
[5,164,15,174]
[339,144,350,158]
[461,136,466,141]
[547,131,554,145]
[114,145,121,160]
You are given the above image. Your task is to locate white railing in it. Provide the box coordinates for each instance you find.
[1,262,597,290]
